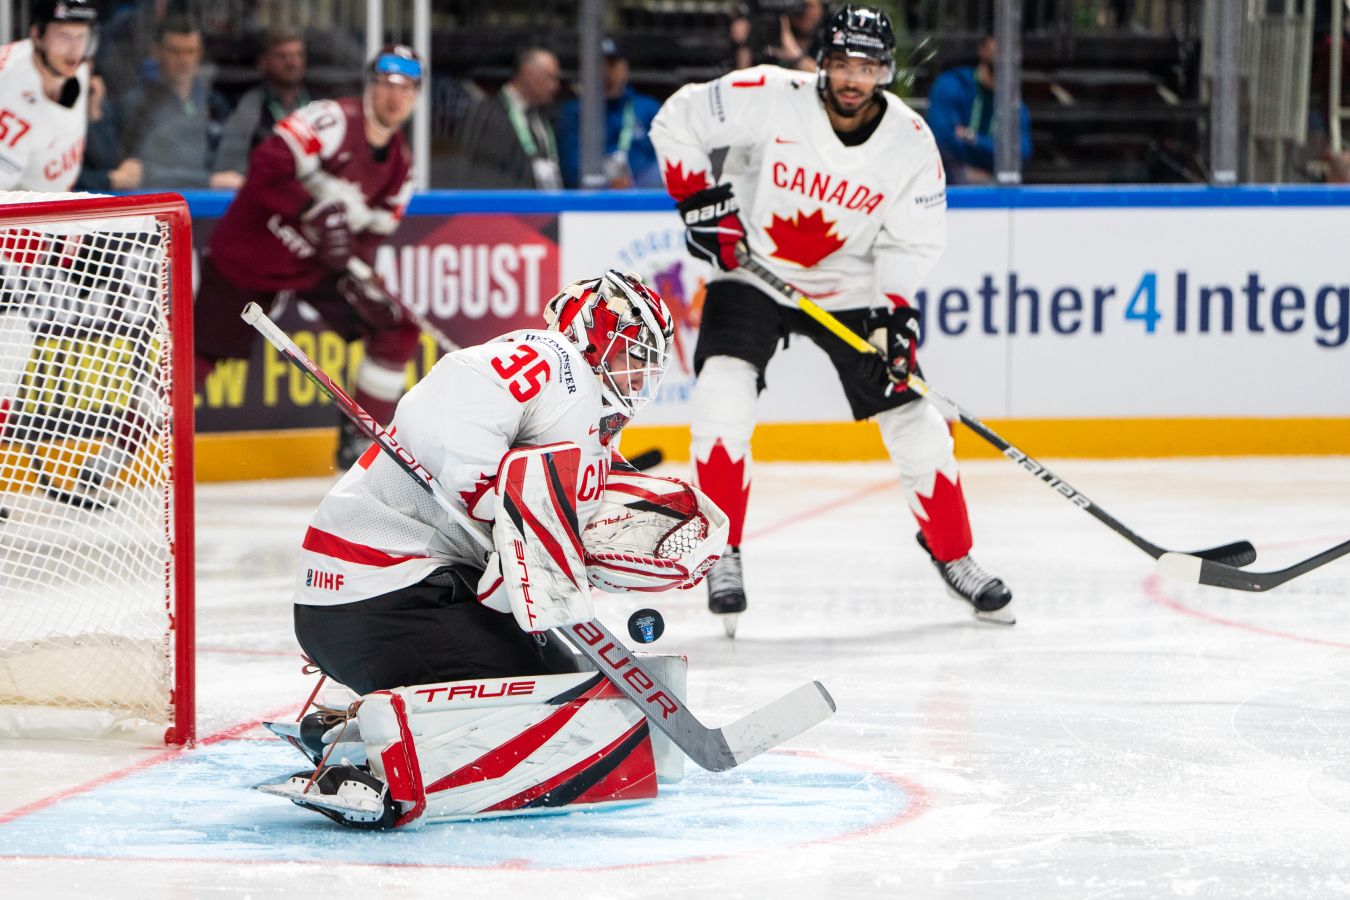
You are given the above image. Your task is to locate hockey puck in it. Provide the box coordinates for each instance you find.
[627,608,665,644]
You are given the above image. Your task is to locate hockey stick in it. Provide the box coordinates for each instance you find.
[733,250,1258,569]
[344,257,462,355]
[242,302,835,770]
[1155,541,1350,592]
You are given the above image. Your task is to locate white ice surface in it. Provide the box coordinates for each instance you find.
[2,456,1349,899]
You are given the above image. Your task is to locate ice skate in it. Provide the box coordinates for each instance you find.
[335,417,370,471]
[707,546,746,638]
[256,764,398,830]
[917,533,1015,625]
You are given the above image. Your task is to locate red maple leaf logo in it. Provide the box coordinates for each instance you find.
[765,208,846,268]
[457,472,497,523]
[661,159,710,202]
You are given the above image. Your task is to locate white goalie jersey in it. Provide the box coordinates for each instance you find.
[295,330,611,608]
[649,64,947,311]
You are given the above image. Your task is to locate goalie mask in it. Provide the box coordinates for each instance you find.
[544,271,674,421]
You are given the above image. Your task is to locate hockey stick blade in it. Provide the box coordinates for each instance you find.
[243,303,836,772]
[732,251,1257,570]
[565,620,835,771]
[1158,538,1350,592]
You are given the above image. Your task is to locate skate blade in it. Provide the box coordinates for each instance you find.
[719,612,740,639]
[972,606,1016,626]
[256,780,387,821]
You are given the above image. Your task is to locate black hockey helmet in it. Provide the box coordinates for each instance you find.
[367,44,423,86]
[816,5,896,87]
[30,0,99,29]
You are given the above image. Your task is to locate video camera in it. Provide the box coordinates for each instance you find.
[736,0,809,62]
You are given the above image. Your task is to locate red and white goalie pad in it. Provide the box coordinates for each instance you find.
[486,444,592,632]
[357,669,668,825]
[582,471,729,593]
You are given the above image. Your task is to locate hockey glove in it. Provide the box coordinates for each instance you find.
[676,184,746,271]
[336,268,405,330]
[302,199,354,272]
[857,306,921,391]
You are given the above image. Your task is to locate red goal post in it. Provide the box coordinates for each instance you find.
[0,192,195,745]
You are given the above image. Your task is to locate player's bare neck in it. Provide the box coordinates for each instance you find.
[365,120,394,149]
[32,54,67,104]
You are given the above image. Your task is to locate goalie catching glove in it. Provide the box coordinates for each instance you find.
[582,470,728,593]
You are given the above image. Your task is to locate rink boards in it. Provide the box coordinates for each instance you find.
[181,187,1350,480]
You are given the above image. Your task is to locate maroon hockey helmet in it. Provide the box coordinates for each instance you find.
[544,271,674,418]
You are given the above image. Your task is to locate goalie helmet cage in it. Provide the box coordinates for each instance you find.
[0,192,195,746]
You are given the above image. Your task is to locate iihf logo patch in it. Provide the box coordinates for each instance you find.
[306,568,345,591]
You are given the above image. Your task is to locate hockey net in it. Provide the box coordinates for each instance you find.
[0,192,194,745]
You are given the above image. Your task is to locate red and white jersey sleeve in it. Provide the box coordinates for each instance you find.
[295,330,612,607]
[650,64,946,312]
[0,40,89,192]
[274,98,348,182]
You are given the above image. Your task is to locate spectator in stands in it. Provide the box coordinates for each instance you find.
[555,38,662,188]
[114,15,231,189]
[453,47,563,189]
[727,0,825,72]
[74,73,144,191]
[211,28,313,188]
[925,36,1032,184]
[95,0,179,98]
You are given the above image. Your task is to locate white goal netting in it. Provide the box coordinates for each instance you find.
[0,192,192,744]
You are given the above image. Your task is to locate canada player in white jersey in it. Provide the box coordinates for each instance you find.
[650,5,1014,630]
[264,271,729,827]
[0,1,97,192]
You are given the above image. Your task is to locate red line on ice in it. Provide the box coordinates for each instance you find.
[1145,573,1350,650]
[0,706,294,826]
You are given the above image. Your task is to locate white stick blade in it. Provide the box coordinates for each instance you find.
[720,681,836,768]
[1157,551,1204,583]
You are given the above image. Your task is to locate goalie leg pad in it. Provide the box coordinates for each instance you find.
[877,399,973,561]
[357,671,658,825]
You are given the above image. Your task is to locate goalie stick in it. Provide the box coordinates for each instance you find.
[733,249,1258,570]
[241,302,835,771]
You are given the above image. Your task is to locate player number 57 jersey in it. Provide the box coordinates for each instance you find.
[0,40,89,192]
[650,65,947,312]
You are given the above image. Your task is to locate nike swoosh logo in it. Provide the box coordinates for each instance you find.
[774,137,797,144]
[588,425,599,435]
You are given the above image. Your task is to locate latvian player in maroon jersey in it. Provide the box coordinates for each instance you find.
[194,45,422,468]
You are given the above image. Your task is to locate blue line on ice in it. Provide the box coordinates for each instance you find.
[0,740,916,869]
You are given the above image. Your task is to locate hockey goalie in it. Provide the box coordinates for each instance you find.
[257,271,728,828]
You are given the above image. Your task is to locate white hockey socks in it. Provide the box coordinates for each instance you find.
[877,398,973,561]
[690,356,758,546]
